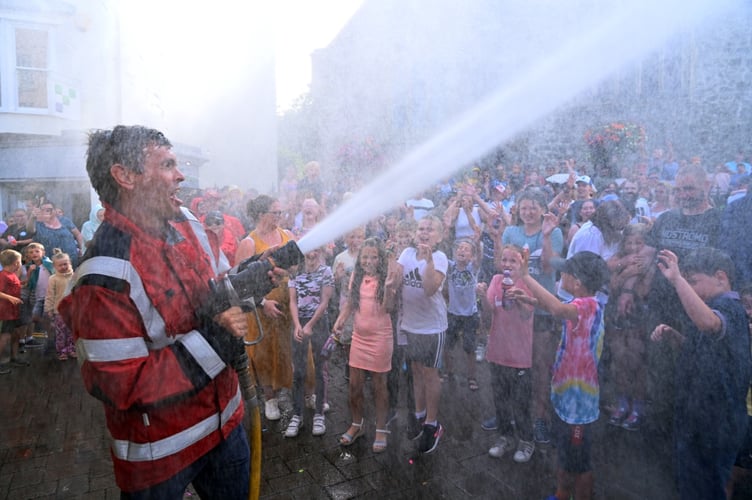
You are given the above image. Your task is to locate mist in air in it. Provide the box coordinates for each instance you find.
[298,0,742,252]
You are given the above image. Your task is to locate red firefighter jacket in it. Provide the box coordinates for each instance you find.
[59,204,241,492]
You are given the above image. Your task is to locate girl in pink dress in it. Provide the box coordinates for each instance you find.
[333,238,402,453]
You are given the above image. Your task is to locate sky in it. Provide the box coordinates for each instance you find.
[274,0,363,112]
[116,0,362,189]
[118,0,362,114]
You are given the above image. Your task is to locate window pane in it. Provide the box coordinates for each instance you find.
[15,28,49,109]
[17,69,47,108]
[16,28,48,68]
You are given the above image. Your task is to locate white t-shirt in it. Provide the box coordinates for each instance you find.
[398,247,448,334]
[567,220,618,261]
[333,249,358,308]
[405,198,435,221]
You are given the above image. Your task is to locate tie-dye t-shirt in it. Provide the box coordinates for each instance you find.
[550,296,605,425]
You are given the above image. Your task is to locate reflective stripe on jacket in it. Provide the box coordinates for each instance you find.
[59,204,242,492]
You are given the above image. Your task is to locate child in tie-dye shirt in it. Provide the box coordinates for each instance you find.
[511,222,609,500]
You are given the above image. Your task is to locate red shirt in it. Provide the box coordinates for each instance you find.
[0,269,21,320]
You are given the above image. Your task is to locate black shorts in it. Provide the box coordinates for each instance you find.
[0,319,19,334]
[446,313,479,353]
[404,330,445,369]
[18,300,33,326]
[552,417,593,474]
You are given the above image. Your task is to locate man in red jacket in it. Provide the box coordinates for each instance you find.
[59,125,259,498]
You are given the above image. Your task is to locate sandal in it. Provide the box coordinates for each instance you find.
[468,378,479,391]
[339,419,364,446]
[373,428,391,453]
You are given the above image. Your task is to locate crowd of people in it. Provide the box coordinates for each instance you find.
[1,127,752,498]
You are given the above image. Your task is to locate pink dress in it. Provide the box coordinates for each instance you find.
[349,276,393,373]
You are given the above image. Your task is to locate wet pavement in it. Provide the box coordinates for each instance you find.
[1,342,750,499]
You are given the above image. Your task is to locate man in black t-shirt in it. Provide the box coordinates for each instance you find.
[1,209,35,252]
[644,164,721,430]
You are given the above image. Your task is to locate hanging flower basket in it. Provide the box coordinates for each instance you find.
[584,122,646,173]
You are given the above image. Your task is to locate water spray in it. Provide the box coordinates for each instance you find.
[296,0,738,254]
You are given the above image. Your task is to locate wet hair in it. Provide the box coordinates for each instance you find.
[675,164,708,185]
[395,219,416,234]
[590,200,630,246]
[453,238,477,254]
[617,223,650,256]
[680,247,735,284]
[495,243,525,264]
[86,125,172,206]
[0,249,22,267]
[348,238,388,312]
[50,248,71,264]
[246,195,277,221]
[427,215,445,231]
[515,188,548,212]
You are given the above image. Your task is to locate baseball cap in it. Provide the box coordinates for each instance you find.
[551,251,609,293]
[493,181,507,194]
[575,175,597,193]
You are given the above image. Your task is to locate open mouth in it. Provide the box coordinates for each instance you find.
[170,189,183,207]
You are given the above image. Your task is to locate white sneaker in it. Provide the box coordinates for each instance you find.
[305,394,316,410]
[284,415,302,437]
[312,414,326,436]
[265,398,281,421]
[475,344,486,362]
[513,439,535,463]
[488,435,513,458]
[323,401,330,413]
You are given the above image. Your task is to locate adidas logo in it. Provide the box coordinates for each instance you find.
[404,267,423,288]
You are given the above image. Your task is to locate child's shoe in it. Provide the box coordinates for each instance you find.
[312,414,326,436]
[305,394,316,410]
[621,411,642,431]
[284,415,303,437]
[265,398,281,421]
[513,439,535,463]
[533,419,550,444]
[488,435,514,458]
[608,396,630,426]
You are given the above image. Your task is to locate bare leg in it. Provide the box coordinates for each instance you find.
[466,351,476,380]
[10,328,21,359]
[346,367,366,434]
[556,469,575,500]
[372,372,389,428]
[574,471,594,500]
[0,333,10,361]
[420,364,442,423]
[412,361,426,414]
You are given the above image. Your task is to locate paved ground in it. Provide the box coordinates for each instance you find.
[1,341,750,499]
